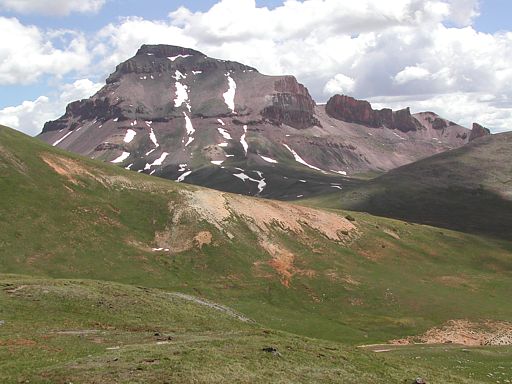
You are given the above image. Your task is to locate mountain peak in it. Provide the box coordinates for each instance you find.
[136,44,206,59]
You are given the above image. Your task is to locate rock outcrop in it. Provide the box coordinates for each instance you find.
[261,77,319,129]
[325,95,422,132]
[469,123,491,142]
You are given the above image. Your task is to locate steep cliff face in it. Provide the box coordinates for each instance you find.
[469,123,491,142]
[261,77,319,129]
[325,95,422,132]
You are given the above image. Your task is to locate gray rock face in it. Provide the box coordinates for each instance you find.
[38,44,476,200]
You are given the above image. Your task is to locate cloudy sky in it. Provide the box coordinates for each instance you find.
[0,0,510,135]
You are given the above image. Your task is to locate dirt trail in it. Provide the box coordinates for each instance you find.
[168,292,254,323]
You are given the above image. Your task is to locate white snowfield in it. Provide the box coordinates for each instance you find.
[52,131,73,146]
[183,112,195,147]
[260,155,278,164]
[330,170,347,176]
[283,144,323,172]
[123,129,137,143]
[223,73,237,113]
[149,128,159,148]
[111,151,130,164]
[177,170,192,182]
[217,118,225,126]
[168,54,192,61]
[218,127,232,140]
[144,152,169,170]
[174,82,189,109]
[233,171,266,194]
[240,125,248,155]
[211,160,224,165]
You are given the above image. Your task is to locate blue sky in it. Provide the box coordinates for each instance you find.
[1,0,512,135]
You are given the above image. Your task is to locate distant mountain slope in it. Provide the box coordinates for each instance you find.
[37,44,487,199]
[305,133,512,240]
[3,124,512,345]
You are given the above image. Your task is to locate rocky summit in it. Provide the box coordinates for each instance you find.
[39,44,489,199]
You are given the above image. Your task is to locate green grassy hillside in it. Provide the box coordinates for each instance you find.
[1,125,512,348]
[304,133,512,240]
[2,275,511,383]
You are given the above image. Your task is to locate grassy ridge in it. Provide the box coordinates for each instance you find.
[1,125,512,348]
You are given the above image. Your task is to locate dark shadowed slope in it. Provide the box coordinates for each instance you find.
[305,132,512,240]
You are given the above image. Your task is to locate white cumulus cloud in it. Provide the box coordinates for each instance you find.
[0,0,107,16]
[0,79,103,136]
[0,17,90,85]
[394,66,431,84]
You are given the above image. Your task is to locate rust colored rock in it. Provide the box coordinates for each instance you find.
[326,95,422,132]
[469,123,491,142]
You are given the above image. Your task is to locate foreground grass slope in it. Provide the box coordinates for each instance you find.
[2,275,511,383]
[1,125,512,346]
[305,132,512,240]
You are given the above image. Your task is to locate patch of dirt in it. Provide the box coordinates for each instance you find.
[162,188,357,286]
[180,189,357,242]
[260,241,315,287]
[41,153,107,186]
[261,241,296,287]
[194,231,213,249]
[392,320,512,346]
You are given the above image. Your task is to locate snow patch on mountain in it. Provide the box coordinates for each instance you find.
[144,152,169,170]
[233,171,266,194]
[240,125,248,156]
[330,170,347,176]
[168,54,192,61]
[177,170,192,182]
[52,131,73,146]
[149,128,159,148]
[218,127,232,140]
[183,112,195,147]
[283,144,322,172]
[260,155,278,164]
[223,73,237,113]
[124,129,137,143]
[111,151,130,164]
